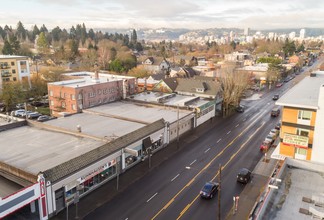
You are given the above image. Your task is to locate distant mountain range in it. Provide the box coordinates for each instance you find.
[94,28,324,41]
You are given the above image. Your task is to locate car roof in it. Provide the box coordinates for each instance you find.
[238,168,250,174]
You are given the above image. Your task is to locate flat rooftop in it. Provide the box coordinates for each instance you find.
[264,166,324,220]
[0,126,103,175]
[48,72,135,88]
[0,176,23,198]
[0,55,28,59]
[0,101,193,176]
[276,71,324,110]
[131,91,210,107]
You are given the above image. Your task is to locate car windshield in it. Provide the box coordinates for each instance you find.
[202,183,213,191]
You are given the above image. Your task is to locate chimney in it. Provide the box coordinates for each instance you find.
[92,70,100,83]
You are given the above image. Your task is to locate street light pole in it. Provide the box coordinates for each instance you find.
[218,163,221,220]
[176,104,180,149]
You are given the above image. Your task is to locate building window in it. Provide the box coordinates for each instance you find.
[49,90,53,96]
[12,69,16,74]
[71,94,75,100]
[50,100,54,106]
[62,102,66,108]
[13,77,17,81]
[297,128,309,137]
[72,104,76,110]
[78,93,82,100]
[97,89,102,95]
[295,148,307,155]
[89,92,96,98]
[298,110,312,120]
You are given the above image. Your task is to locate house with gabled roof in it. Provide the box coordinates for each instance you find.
[152,77,178,93]
[142,57,155,65]
[175,78,223,114]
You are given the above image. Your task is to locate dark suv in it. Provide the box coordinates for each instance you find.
[271,108,280,117]
[200,182,219,199]
[272,94,279,100]
[237,168,251,184]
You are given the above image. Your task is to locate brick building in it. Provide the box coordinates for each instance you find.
[48,72,136,117]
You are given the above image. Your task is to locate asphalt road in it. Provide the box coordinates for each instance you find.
[84,88,289,220]
[84,58,323,220]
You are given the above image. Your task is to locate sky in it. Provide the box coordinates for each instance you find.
[0,0,324,31]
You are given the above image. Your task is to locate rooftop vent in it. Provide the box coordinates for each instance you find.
[310,72,317,77]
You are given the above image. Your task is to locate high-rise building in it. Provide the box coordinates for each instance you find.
[300,29,306,39]
[244,27,250,36]
[289,32,296,39]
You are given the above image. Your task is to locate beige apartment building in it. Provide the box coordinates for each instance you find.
[0,55,31,90]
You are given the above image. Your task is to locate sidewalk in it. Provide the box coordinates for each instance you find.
[227,147,279,220]
[53,117,224,220]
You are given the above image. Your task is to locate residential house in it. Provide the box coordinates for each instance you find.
[0,55,31,90]
[272,71,324,163]
[159,58,171,72]
[142,57,154,65]
[152,77,178,93]
[175,78,222,113]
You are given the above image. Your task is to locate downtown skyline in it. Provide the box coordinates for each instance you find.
[0,0,324,30]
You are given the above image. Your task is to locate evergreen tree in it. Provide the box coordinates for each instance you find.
[88,28,95,40]
[51,26,62,42]
[131,29,137,44]
[2,40,13,55]
[16,21,26,41]
[37,32,49,53]
[70,26,76,39]
[39,24,48,33]
[80,23,87,46]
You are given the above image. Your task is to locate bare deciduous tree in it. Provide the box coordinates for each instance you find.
[220,67,250,117]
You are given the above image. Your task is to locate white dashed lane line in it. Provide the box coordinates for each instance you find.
[217,138,221,143]
[146,193,158,203]
[235,124,239,127]
[190,159,197,166]
[171,174,180,182]
[204,148,210,153]
[227,131,231,135]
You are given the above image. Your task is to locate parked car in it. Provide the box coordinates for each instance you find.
[275,121,281,130]
[260,140,272,151]
[271,107,280,117]
[237,168,252,184]
[200,182,219,199]
[20,110,33,118]
[265,133,276,144]
[37,115,53,122]
[27,112,42,119]
[14,109,26,117]
[276,83,283,88]
[235,105,245,113]
[272,94,279,100]
[269,128,279,137]
[16,103,25,109]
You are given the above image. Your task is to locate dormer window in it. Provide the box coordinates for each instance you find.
[196,88,205,93]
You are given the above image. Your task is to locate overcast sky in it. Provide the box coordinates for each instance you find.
[1,0,323,30]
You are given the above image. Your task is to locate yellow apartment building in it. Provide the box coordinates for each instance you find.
[272,71,324,163]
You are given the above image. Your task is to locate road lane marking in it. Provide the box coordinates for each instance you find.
[204,148,210,153]
[185,166,191,169]
[235,124,239,127]
[171,174,180,182]
[227,131,231,135]
[189,159,196,166]
[176,121,266,220]
[243,118,246,121]
[151,112,266,220]
[147,193,158,203]
[217,138,221,143]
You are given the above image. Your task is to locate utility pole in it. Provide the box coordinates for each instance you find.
[176,104,180,149]
[218,164,221,220]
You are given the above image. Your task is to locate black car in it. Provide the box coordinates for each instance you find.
[275,121,281,130]
[235,105,245,113]
[200,182,219,199]
[237,168,251,184]
[272,94,279,100]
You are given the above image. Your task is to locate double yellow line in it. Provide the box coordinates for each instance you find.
[151,117,265,220]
